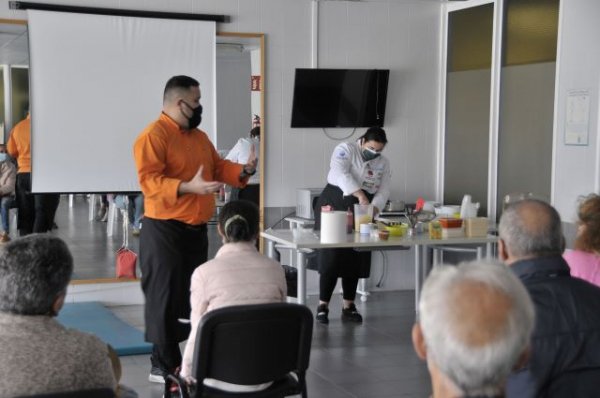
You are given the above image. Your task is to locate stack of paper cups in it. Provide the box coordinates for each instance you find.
[321,211,348,243]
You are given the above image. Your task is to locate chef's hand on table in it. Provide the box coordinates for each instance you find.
[353,190,370,205]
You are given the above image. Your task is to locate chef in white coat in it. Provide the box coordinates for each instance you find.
[311,126,391,324]
[226,126,260,206]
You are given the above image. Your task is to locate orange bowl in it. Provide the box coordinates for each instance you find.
[438,218,463,228]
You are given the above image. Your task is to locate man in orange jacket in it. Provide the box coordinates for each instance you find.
[134,75,256,382]
[7,113,60,236]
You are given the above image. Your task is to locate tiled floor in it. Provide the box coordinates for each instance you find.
[53,195,222,280]
[53,196,432,397]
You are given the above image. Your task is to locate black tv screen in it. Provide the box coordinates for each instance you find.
[291,68,389,128]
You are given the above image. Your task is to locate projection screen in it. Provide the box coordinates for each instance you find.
[27,10,216,193]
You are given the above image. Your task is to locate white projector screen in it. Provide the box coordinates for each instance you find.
[27,10,216,193]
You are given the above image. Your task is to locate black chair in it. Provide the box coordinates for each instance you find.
[16,388,115,397]
[166,303,313,398]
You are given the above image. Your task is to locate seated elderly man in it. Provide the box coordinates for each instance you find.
[499,199,600,397]
[412,261,534,398]
[0,235,118,396]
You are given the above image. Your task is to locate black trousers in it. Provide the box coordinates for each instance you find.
[140,217,208,371]
[15,172,60,235]
[320,273,359,302]
[313,184,372,303]
[151,343,182,374]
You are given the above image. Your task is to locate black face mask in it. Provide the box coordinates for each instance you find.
[182,101,202,129]
[362,147,381,161]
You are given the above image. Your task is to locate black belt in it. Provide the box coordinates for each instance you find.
[146,217,207,231]
[167,219,207,231]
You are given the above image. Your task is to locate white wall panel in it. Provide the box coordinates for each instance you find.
[117,1,144,10]
[237,0,261,34]
[142,0,191,13]
[552,0,600,222]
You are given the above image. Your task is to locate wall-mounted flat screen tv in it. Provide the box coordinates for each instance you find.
[291,68,389,128]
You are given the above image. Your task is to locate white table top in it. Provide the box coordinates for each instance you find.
[261,228,498,250]
[284,216,315,224]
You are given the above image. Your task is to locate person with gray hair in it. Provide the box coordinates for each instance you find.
[0,235,117,396]
[412,260,534,398]
[499,199,600,398]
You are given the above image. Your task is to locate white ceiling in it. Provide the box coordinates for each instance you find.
[0,23,29,65]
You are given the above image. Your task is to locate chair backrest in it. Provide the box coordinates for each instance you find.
[192,303,313,386]
[16,388,115,398]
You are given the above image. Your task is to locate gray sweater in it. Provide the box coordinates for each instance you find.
[0,312,117,397]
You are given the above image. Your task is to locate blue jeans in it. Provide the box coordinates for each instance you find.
[1,196,15,233]
[115,194,144,229]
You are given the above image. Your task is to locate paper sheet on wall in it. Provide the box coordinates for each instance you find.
[565,90,590,146]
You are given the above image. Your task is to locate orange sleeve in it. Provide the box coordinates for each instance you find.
[6,129,18,159]
[209,139,247,188]
[134,130,181,209]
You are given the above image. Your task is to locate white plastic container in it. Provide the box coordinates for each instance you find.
[321,211,347,243]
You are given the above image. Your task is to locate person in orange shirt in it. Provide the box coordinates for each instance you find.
[7,113,60,236]
[133,75,256,382]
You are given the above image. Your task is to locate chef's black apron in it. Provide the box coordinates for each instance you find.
[308,184,372,278]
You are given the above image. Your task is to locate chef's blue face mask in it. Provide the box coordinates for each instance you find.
[0,153,7,162]
[181,101,202,129]
[362,147,381,161]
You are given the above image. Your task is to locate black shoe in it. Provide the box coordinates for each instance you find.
[341,304,363,323]
[316,304,329,324]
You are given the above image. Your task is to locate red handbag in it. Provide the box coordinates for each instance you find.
[115,200,138,278]
[116,247,137,278]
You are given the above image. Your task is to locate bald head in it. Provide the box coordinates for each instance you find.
[416,261,534,396]
[499,199,564,260]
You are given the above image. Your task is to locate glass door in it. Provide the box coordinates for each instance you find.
[443,2,495,216]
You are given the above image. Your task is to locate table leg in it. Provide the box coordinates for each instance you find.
[432,248,438,267]
[477,246,483,260]
[423,245,431,278]
[88,194,97,221]
[107,202,117,237]
[414,244,421,314]
[266,239,276,259]
[357,278,370,302]
[296,250,307,305]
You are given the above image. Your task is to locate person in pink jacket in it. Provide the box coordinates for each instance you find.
[180,200,287,389]
[564,194,600,287]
